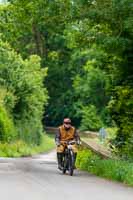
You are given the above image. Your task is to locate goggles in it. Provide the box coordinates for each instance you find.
[64,122,71,125]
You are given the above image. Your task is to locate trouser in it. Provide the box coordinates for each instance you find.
[57,152,63,169]
[57,144,78,153]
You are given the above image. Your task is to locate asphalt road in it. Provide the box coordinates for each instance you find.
[0,150,133,200]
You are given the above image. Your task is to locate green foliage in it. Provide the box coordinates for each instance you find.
[73,59,110,128]
[0,134,55,157]
[79,105,103,131]
[71,0,133,158]
[77,149,133,186]
[76,149,93,170]
[0,104,16,142]
[0,0,133,160]
[73,60,109,110]
[108,86,133,160]
[105,127,118,140]
[0,40,48,144]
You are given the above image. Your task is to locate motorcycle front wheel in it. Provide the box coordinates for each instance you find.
[68,150,74,176]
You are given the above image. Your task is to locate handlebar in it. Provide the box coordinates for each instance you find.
[61,140,76,145]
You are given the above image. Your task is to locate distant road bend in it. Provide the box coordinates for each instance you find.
[0,150,133,200]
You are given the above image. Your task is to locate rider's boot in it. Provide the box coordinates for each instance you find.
[74,153,77,169]
[57,153,63,170]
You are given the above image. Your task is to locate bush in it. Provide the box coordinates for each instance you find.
[76,149,133,186]
[76,149,93,170]
[0,134,55,157]
[0,40,48,144]
[105,127,118,140]
[0,104,16,142]
[80,105,103,131]
[108,86,133,160]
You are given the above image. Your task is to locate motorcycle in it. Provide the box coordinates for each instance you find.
[61,140,76,176]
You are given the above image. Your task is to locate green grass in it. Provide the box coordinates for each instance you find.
[76,148,133,187]
[0,134,55,158]
[81,127,118,148]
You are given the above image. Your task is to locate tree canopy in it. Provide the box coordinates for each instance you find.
[0,0,133,159]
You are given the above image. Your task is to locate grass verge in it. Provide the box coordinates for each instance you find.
[76,148,133,187]
[0,134,55,158]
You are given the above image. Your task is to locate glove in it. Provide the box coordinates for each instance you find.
[76,140,81,145]
[56,141,60,147]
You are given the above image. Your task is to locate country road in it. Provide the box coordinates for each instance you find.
[0,150,133,200]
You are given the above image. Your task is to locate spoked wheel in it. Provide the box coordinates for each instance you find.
[68,150,74,176]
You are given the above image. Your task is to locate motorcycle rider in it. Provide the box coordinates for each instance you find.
[55,118,80,170]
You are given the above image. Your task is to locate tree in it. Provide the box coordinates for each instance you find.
[0,0,133,159]
[0,40,48,144]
